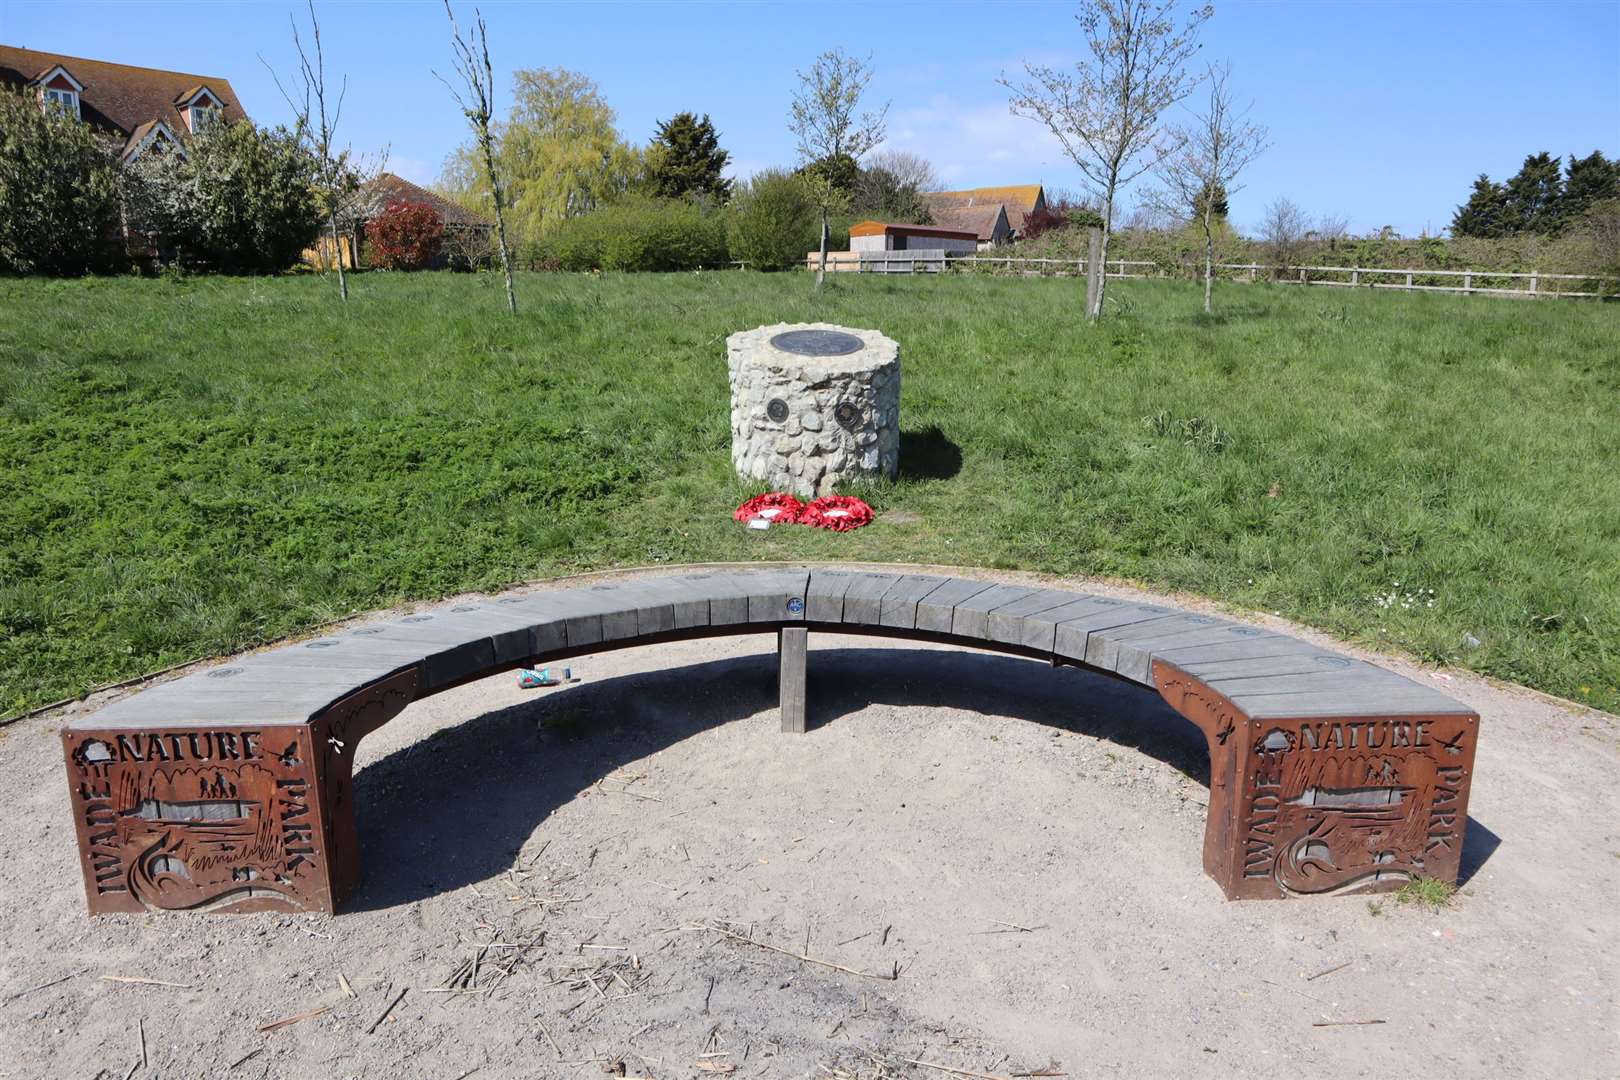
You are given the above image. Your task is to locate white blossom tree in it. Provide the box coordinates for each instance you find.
[1002,0,1212,321]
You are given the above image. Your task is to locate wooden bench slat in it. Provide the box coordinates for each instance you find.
[913,578,999,633]
[838,571,906,625]
[877,575,951,629]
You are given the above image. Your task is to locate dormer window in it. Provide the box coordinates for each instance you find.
[44,87,80,117]
[35,65,83,120]
[189,103,219,132]
[178,86,224,133]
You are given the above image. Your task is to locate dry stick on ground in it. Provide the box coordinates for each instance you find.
[366,987,408,1034]
[1312,1018,1387,1028]
[101,975,194,990]
[707,925,898,981]
[257,1005,331,1034]
[227,1047,264,1071]
[1306,961,1352,982]
[6,968,88,1001]
[904,1059,1015,1080]
[537,1019,563,1059]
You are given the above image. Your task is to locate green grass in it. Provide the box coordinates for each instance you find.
[1394,876,1459,909]
[1,270,1616,717]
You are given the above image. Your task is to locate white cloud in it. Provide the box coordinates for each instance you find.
[877,95,1077,190]
[384,155,435,186]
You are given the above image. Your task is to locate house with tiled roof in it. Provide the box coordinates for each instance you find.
[0,44,248,161]
[921,184,1047,242]
[927,203,1012,249]
[306,173,496,270]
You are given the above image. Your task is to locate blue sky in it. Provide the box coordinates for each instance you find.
[4,0,1616,235]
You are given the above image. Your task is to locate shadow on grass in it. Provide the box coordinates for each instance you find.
[346,645,1208,911]
[898,425,962,481]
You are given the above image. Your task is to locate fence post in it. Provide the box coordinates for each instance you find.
[1405,270,1413,289]
[1248,264,1256,283]
[1529,273,1538,297]
[1463,272,1472,293]
[1351,268,1360,287]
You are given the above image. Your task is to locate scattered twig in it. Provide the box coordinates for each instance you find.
[970,920,1049,935]
[227,1047,264,1070]
[102,975,194,990]
[6,967,88,1001]
[904,1060,1011,1080]
[337,972,357,998]
[366,987,408,1034]
[1311,1018,1386,1028]
[1305,961,1352,982]
[537,1019,562,1059]
[137,1017,147,1070]
[707,925,897,981]
[257,1004,329,1034]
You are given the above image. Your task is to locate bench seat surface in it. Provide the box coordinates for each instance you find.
[70,568,1467,731]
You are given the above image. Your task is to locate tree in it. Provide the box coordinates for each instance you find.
[1149,62,1266,312]
[452,68,643,240]
[1002,0,1212,321]
[264,0,375,301]
[864,149,939,195]
[646,112,731,202]
[132,120,322,272]
[1562,150,1620,222]
[1258,196,1308,274]
[788,49,888,288]
[724,169,819,271]
[1191,179,1227,220]
[850,163,933,222]
[0,88,124,275]
[1502,151,1564,235]
[437,1,516,314]
[367,201,445,269]
[1451,174,1509,238]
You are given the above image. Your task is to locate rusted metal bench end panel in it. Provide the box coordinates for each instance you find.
[63,668,418,916]
[1153,658,1479,900]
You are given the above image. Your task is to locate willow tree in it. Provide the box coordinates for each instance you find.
[1002,0,1212,321]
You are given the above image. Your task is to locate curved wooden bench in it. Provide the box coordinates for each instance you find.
[62,568,1479,915]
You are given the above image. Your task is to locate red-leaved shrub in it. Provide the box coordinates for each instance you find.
[367,201,444,270]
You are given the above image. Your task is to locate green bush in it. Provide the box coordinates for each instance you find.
[0,88,125,275]
[538,197,726,272]
[725,170,819,271]
[131,120,322,273]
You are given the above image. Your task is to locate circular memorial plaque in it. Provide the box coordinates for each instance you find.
[766,398,789,422]
[833,401,860,430]
[770,329,864,357]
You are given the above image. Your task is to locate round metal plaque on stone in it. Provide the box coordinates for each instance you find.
[833,401,860,430]
[770,329,864,357]
[766,398,789,423]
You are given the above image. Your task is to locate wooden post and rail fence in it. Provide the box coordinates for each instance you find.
[802,249,1616,300]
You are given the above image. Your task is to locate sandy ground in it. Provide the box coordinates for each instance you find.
[2,566,1617,1080]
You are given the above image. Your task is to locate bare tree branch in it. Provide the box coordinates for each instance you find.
[437,0,517,314]
[788,49,888,289]
[1001,0,1212,322]
[1149,62,1268,312]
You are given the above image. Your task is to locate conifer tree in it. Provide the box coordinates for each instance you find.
[647,112,732,201]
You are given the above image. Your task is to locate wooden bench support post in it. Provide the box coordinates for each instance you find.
[779,626,808,734]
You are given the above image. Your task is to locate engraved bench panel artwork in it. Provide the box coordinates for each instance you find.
[63,568,1480,914]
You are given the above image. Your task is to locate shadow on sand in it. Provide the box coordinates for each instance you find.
[344,644,1500,910]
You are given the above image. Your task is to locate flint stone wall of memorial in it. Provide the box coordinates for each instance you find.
[727,323,900,497]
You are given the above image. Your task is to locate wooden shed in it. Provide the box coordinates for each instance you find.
[847,221,979,255]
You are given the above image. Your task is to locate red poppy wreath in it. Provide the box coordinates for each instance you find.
[733,492,805,524]
[798,495,874,532]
